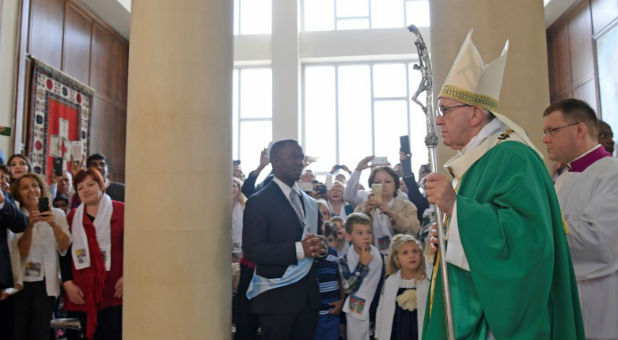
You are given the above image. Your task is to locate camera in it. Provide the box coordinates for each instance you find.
[315,183,327,197]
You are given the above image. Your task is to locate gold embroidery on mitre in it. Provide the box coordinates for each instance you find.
[439,85,499,112]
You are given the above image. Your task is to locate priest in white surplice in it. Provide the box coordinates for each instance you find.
[543,98,618,340]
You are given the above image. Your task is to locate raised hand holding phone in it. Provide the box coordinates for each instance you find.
[371,183,383,203]
[38,197,49,213]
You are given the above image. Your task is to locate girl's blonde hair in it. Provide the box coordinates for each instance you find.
[386,234,426,279]
[233,177,247,206]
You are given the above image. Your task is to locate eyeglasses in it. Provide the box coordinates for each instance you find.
[438,104,471,117]
[542,122,580,136]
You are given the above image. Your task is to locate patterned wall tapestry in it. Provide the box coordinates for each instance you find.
[28,59,93,182]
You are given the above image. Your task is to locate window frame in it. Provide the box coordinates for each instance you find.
[301,60,420,174]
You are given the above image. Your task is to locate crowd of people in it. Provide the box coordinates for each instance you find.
[0,29,616,340]
[230,31,616,340]
[0,153,125,340]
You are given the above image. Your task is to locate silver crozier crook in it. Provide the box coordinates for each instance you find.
[407,24,455,340]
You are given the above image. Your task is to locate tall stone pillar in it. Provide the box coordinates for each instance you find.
[123,1,232,339]
[430,0,551,168]
[272,0,300,141]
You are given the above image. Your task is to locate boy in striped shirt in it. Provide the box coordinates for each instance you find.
[315,223,344,340]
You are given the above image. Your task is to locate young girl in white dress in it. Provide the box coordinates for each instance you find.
[376,234,430,340]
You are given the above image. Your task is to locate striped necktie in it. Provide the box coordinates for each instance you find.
[289,190,305,222]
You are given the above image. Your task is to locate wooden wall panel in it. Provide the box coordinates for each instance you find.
[111,39,129,104]
[62,3,92,84]
[109,106,126,182]
[90,24,114,99]
[28,0,64,69]
[90,96,126,182]
[546,0,617,114]
[555,25,572,94]
[21,0,129,182]
[567,3,594,86]
[548,22,572,101]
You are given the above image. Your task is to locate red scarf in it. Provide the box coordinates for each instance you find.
[69,216,107,339]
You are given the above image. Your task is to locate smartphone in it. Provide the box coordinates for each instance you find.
[265,142,274,160]
[400,135,411,156]
[53,157,63,176]
[371,183,383,203]
[38,197,49,213]
[372,157,389,166]
[3,287,19,296]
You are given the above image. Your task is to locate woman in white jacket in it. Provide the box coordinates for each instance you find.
[10,174,71,340]
[376,234,429,340]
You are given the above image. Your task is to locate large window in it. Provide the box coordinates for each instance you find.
[233,68,273,174]
[302,62,428,180]
[234,0,272,35]
[302,0,430,31]
[596,24,617,137]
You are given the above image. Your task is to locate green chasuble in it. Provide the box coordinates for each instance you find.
[422,141,584,340]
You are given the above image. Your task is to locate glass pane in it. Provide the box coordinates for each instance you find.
[371,0,404,28]
[240,0,272,35]
[239,120,272,175]
[596,25,618,138]
[337,18,370,30]
[234,0,240,35]
[405,0,430,27]
[338,65,372,175]
[408,64,429,177]
[337,0,369,17]
[233,70,239,160]
[240,68,272,119]
[374,100,408,168]
[373,63,407,98]
[304,66,336,173]
[303,0,335,31]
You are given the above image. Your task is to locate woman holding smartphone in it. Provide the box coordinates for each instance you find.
[10,173,71,340]
[61,167,124,340]
[355,166,420,255]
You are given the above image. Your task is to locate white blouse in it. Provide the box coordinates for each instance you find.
[12,208,71,297]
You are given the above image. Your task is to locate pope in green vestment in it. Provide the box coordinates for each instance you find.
[421,31,584,340]
[422,141,584,340]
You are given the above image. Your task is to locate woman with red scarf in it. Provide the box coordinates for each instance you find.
[60,168,124,339]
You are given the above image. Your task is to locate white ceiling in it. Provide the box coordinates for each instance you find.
[77,0,576,41]
[77,0,130,39]
[544,0,578,27]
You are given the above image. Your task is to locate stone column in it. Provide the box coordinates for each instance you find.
[123,1,232,339]
[271,0,300,141]
[430,0,551,168]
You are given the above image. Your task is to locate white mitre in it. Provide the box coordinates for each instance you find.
[439,30,541,157]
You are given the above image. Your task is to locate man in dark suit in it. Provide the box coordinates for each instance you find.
[242,139,326,340]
